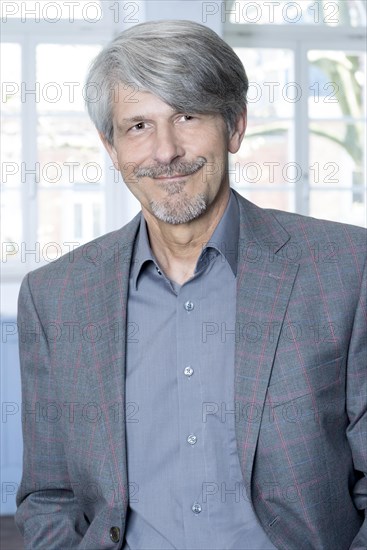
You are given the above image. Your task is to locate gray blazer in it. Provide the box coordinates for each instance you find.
[16,192,367,549]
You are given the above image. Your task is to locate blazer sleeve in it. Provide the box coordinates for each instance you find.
[347,258,367,549]
[15,273,88,549]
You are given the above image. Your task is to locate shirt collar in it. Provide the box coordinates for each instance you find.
[130,215,157,290]
[131,188,239,290]
[198,188,239,277]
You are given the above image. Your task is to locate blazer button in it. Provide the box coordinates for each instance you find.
[109,526,120,543]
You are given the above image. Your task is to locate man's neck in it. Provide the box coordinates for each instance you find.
[142,187,230,285]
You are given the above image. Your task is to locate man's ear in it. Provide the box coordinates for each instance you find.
[228,108,247,154]
[99,131,119,170]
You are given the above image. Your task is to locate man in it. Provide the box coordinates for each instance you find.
[16,20,366,550]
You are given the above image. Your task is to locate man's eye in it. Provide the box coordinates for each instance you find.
[131,122,145,131]
[177,114,194,122]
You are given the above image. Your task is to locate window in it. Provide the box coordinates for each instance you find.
[0,1,127,276]
[1,40,106,271]
[1,1,365,281]
[224,0,366,227]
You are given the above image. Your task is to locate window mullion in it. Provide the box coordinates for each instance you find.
[294,41,310,216]
[21,35,38,262]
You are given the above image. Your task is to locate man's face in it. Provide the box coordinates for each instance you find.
[102,86,245,225]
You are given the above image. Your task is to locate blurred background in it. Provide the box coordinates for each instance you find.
[1,0,366,546]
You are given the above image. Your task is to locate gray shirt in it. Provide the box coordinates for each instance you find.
[124,190,276,549]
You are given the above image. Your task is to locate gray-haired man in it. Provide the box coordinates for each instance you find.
[16,20,367,550]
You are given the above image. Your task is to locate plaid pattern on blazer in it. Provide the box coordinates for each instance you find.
[16,191,367,549]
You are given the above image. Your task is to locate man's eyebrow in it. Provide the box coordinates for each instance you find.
[115,116,155,131]
[120,116,150,124]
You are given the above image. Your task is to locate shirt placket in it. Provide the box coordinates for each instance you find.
[176,274,212,547]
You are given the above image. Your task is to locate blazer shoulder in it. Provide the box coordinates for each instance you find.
[264,209,367,286]
[234,192,367,281]
[23,213,141,288]
[266,207,367,246]
[235,189,366,239]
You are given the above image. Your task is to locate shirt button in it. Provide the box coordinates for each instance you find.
[184,300,194,311]
[192,503,202,514]
[187,434,197,445]
[156,266,162,275]
[184,366,194,377]
[109,526,120,543]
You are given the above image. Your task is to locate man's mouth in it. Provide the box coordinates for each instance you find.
[154,174,190,180]
[134,157,206,180]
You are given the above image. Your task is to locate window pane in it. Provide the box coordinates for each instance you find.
[1,43,22,260]
[235,48,295,118]
[36,45,104,192]
[309,121,365,188]
[231,122,295,212]
[34,43,106,253]
[1,43,21,114]
[2,118,22,176]
[237,190,294,212]
[310,190,366,226]
[232,48,295,212]
[231,122,294,186]
[308,51,365,120]
[36,44,101,113]
[227,0,366,27]
[1,43,22,173]
[308,49,365,225]
[37,116,103,188]
[1,191,22,263]
[37,189,104,257]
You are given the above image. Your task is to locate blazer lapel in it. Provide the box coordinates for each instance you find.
[72,216,140,510]
[233,192,299,497]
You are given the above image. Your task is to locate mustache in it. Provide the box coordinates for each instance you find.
[134,157,206,179]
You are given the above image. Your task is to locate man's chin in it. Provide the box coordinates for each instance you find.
[149,194,207,225]
[155,178,188,196]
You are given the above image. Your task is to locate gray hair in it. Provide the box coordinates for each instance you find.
[85,19,248,145]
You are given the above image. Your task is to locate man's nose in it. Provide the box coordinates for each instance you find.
[152,125,185,165]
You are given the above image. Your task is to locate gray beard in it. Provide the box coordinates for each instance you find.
[149,192,207,224]
[134,157,208,224]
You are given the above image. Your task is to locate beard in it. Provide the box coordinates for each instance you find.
[134,157,208,224]
[149,191,207,224]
